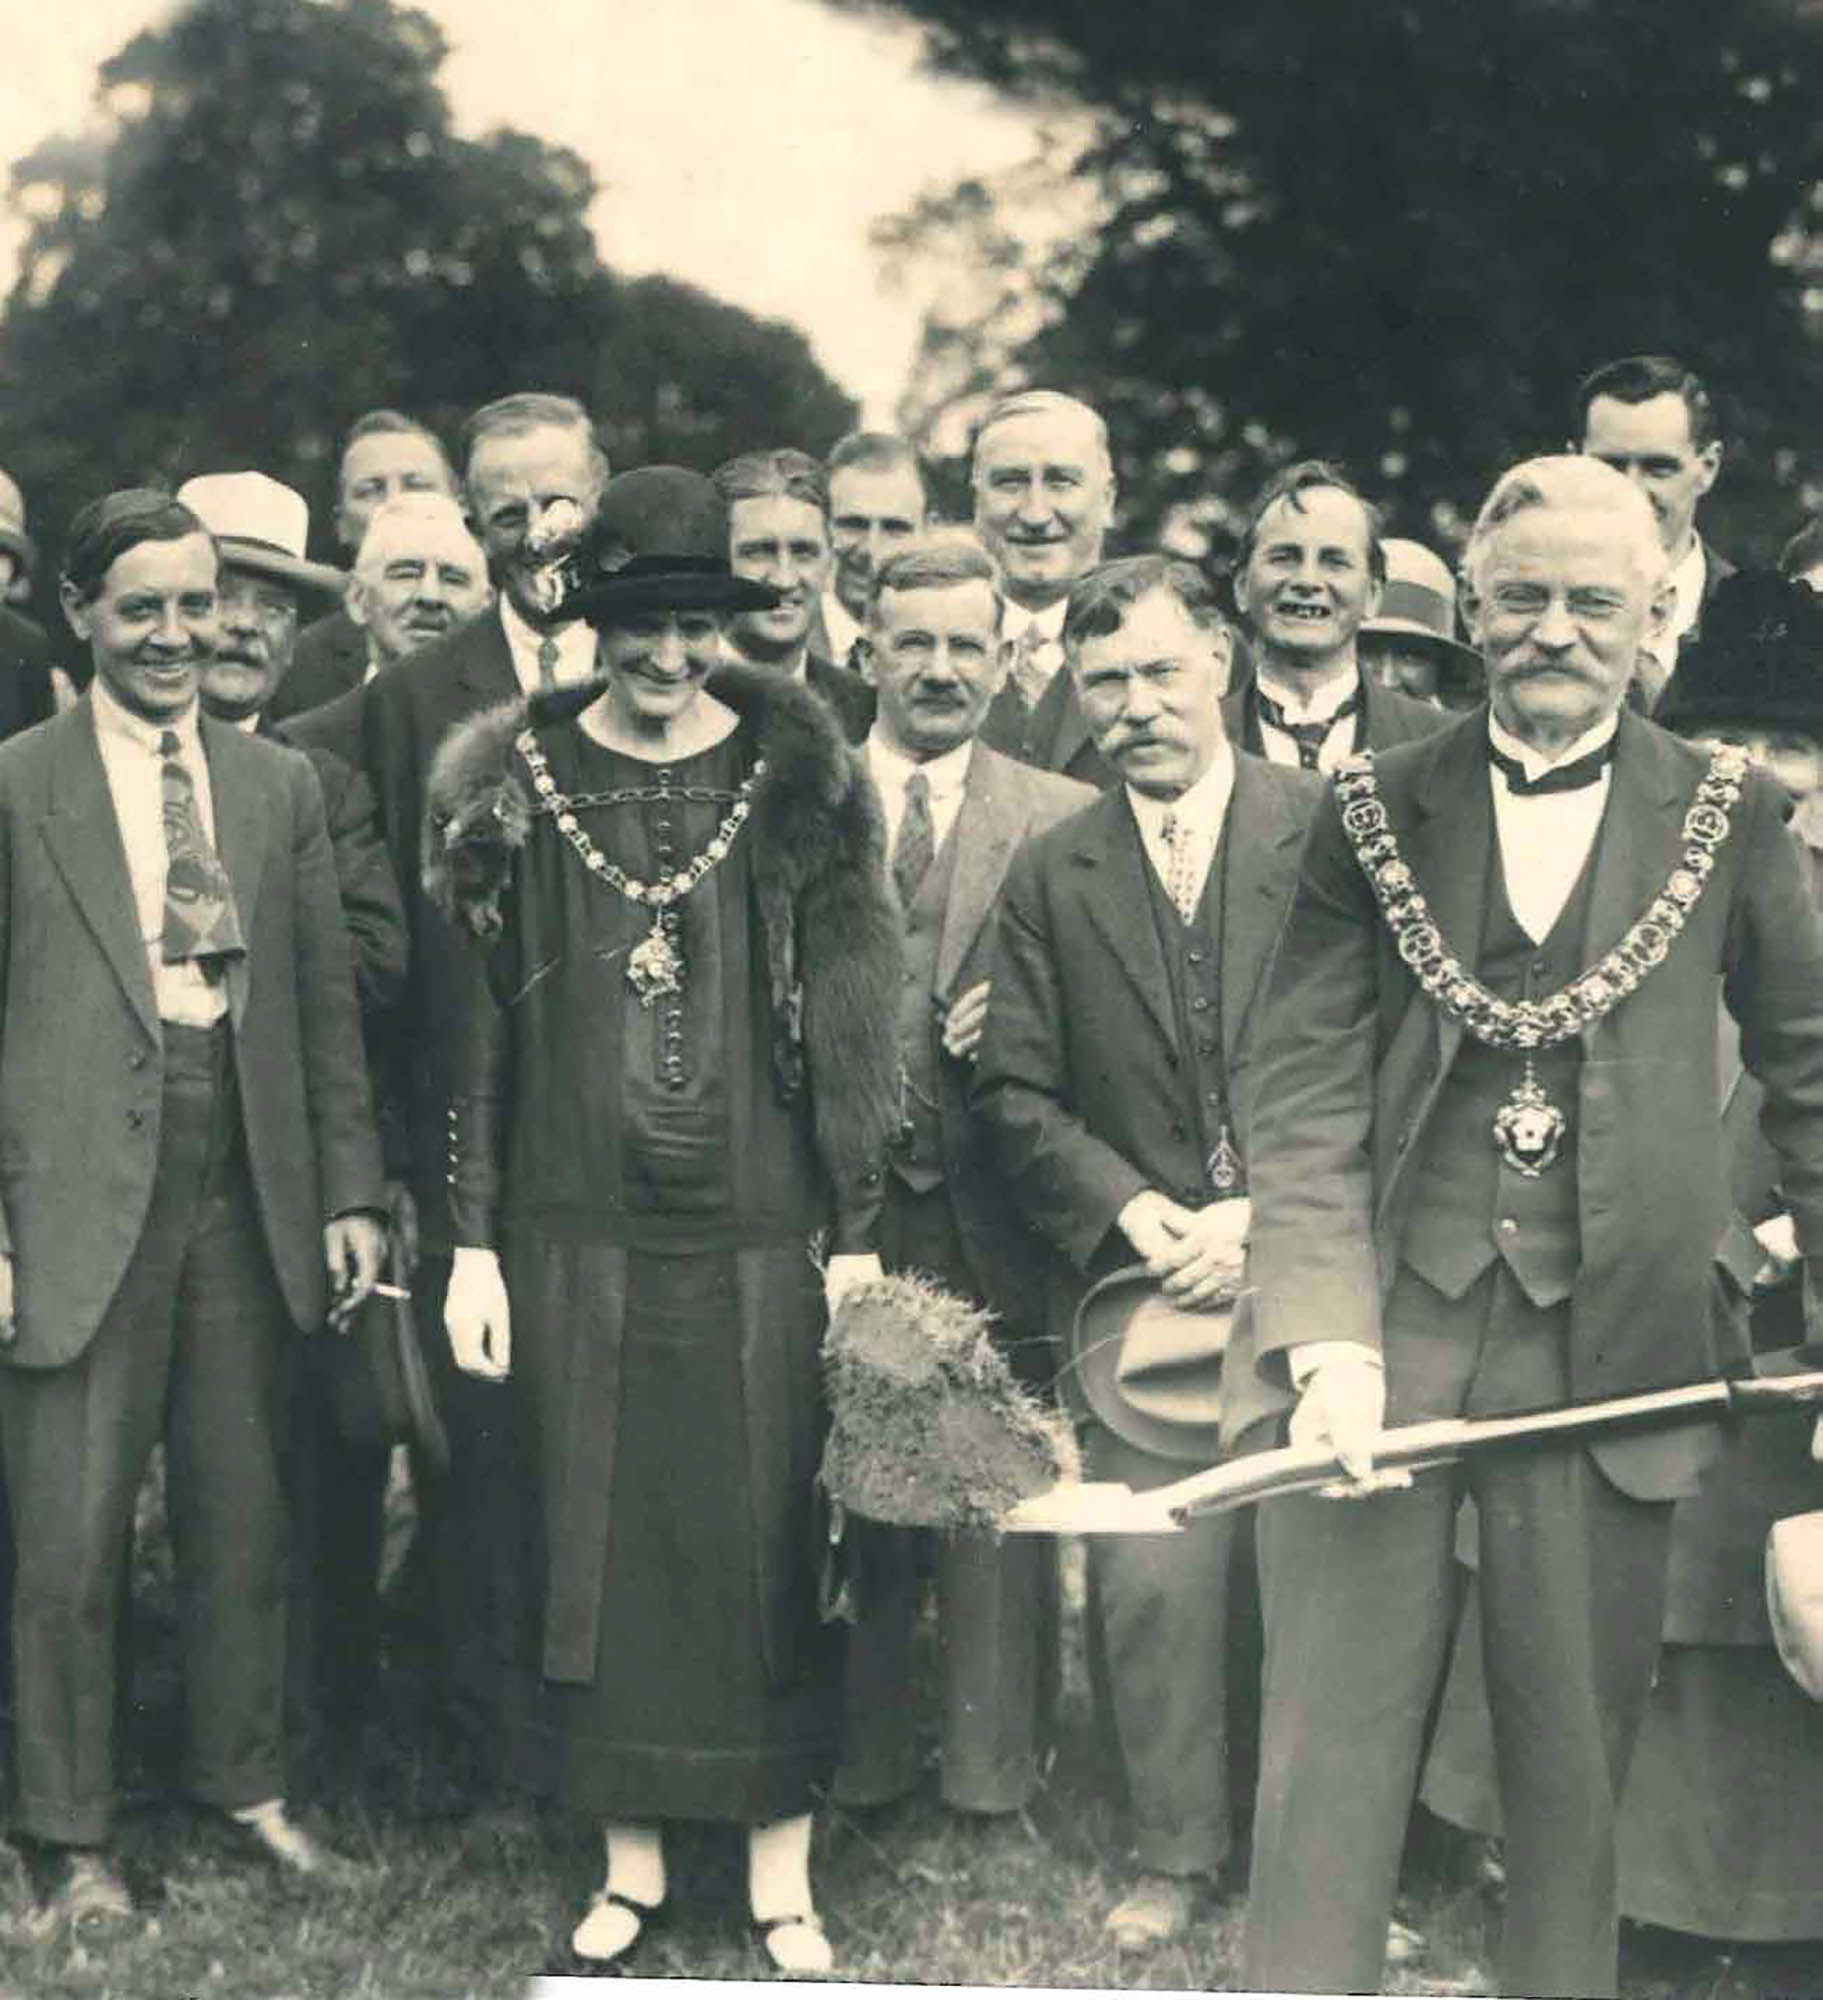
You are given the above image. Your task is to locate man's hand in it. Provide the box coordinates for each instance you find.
[940,980,992,1063]
[825,1252,884,1321]
[386,1180,421,1274]
[1116,1190,1250,1308]
[1289,1350,1408,1496]
[0,1250,14,1346]
[445,1245,511,1380]
[324,1214,385,1328]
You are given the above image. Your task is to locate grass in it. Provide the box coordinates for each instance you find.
[1,1478,1820,1996]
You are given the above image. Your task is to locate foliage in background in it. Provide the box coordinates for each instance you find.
[843,0,1823,565]
[0,0,855,608]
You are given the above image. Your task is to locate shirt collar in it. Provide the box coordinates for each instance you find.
[867,727,974,803]
[91,676,203,757]
[499,591,584,657]
[1001,597,1069,645]
[1124,740,1236,837]
[822,590,864,664]
[1486,706,1620,785]
[1254,662,1362,724]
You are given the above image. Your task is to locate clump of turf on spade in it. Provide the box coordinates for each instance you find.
[821,1271,1079,1531]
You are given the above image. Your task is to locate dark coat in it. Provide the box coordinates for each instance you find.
[807,651,875,744]
[977,665,1117,789]
[973,754,1319,1331]
[0,699,383,1367]
[875,740,1095,1325]
[1220,667,1447,759]
[0,608,55,746]
[1227,706,1823,1502]
[269,605,366,723]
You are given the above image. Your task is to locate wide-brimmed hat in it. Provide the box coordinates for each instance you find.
[1363,538,1482,679]
[0,469,36,579]
[176,471,346,599]
[558,466,780,628]
[1658,568,1823,738]
[1064,1263,1233,1464]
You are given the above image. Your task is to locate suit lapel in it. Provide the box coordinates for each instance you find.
[201,717,267,1032]
[40,705,159,1041]
[457,610,520,703]
[1406,715,1495,1077]
[935,746,1025,998]
[1219,759,1308,1060]
[1069,790,1176,1049]
[1049,675,1094,777]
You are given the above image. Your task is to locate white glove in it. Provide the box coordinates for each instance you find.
[1290,1349,1411,1498]
[824,1252,884,1321]
[445,1245,511,1380]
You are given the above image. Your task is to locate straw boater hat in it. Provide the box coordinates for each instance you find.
[1064,1264,1234,1465]
[1656,567,1823,738]
[0,468,36,581]
[1362,538,1482,679]
[175,471,345,600]
[557,466,779,627]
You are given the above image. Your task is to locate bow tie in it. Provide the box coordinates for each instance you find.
[1254,685,1360,769]
[1486,734,1617,797]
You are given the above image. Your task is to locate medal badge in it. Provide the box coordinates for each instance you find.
[1206,1125,1244,1195]
[626,917,685,1007]
[1491,1061,1566,1177]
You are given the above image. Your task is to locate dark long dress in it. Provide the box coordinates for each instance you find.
[456,718,845,1822]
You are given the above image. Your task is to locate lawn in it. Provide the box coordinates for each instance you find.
[1,1480,1819,1998]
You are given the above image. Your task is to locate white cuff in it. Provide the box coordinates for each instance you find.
[1289,1340,1383,1390]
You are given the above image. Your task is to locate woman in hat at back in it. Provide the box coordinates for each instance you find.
[424,467,899,1975]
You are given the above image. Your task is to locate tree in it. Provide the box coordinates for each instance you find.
[0,0,854,604]
[838,0,1823,564]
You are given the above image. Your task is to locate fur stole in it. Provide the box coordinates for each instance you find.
[423,661,902,1199]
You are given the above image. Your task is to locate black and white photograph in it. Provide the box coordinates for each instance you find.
[3,2,1823,1995]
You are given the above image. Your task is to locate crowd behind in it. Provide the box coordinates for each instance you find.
[0,351,1819,1993]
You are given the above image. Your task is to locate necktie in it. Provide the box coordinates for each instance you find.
[1009,626,1058,711]
[892,769,936,909]
[537,634,560,691]
[1254,685,1360,770]
[1487,734,1617,797]
[158,731,245,973]
[1158,810,1200,924]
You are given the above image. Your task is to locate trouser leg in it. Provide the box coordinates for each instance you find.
[934,1523,1057,1812]
[832,1518,922,1807]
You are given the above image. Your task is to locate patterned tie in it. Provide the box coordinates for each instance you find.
[159,731,245,972]
[537,634,560,690]
[1010,626,1058,711]
[1254,685,1360,771]
[892,769,936,909]
[1158,809,1200,925]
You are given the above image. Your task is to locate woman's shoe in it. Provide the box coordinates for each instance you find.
[570,1889,665,1968]
[751,1910,833,1977]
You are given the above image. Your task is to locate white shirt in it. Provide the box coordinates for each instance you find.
[1253,664,1364,775]
[499,595,599,696]
[1487,708,1617,944]
[90,681,229,1028]
[1124,744,1235,917]
[821,590,866,674]
[1003,598,1069,698]
[1639,537,1707,689]
[866,730,973,860]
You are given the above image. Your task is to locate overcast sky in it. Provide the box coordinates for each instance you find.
[1,0,1048,420]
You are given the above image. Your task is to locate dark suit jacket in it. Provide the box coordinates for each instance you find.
[0,607,55,746]
[807,651,875,744]
[0,700,383,1367]
[356,611,517,1250]
[877,740,1093,1324]
[1220,668,1446,760]
[269,605,366,723]
[977,666,1117,789]
[1228,706,1823,1500]
[974,754,1319,1328]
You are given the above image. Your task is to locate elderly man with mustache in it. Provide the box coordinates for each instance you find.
[343,493,489,683]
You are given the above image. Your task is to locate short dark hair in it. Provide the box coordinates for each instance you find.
[339,408,454,483]
[1236,459,1386,586]
[870,531,1001,624]
[61,489,211,604]
[1063,554,1227,650]
[1781,517,1823,581]
[1573,354,1719,452]
[460,392,607,488]
[713,449,829,514]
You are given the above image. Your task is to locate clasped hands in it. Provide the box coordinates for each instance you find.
[1116,1188,1249,1308]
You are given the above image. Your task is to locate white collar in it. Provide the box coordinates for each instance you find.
[867,728,974,802]
[499,592,587,657]
[822,590,865,663]
[1487,706,1620,784]
[1124,740,1236,835]
[1254,661,1362,724]
[1001,597,1069,644]
[91,676,203,755]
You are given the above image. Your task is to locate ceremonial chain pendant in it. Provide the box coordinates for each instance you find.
[1492,1058,1566,1178]
[626,913,684,1007]
[1207,1124,1244,1195]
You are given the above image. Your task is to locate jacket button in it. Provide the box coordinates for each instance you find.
[126,1109,144,1129]
[128,1050,148,1072]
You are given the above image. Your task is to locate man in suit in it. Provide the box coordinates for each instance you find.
[1574,354,1734,708]
[1225,460,1444,767]
[973,392,1120,789]
[1227,456,1823,1998]
[817,431,929,679]
[353,391,609,1790]
[340,493,488,691]
[976,555,1319,1948]
[271,410,460,723]
[834,533,1091,1818]
[713,448,876,742]
[0,490,384,1920]
[179,472,408,1787]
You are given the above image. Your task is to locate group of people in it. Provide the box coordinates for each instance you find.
[0,348,1818,1995]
